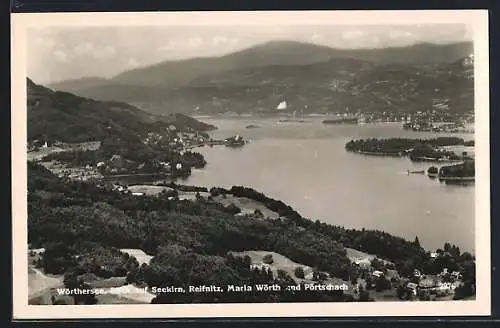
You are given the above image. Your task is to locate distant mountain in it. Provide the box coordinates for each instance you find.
[48,76,111,95]
[27,78,216,143]
[111,41,474,87]
[48,40,474,115]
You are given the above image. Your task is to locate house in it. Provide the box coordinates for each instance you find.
[96,161,105,168]
[451,281,462,290]
[451,271,463,280]
[132,192,145,196]
[430,252,439,259]
[418,276,438,291]
[29,248,45,255]
[406,282,418,296]
[250,263,272,271]
[304,271,314,280]
[372,270,384,278]
[354,258,372,268]
[109,154,125,170]
[176,163,183,170]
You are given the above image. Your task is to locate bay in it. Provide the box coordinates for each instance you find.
[183,116,475,253]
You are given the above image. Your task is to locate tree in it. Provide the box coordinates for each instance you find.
[263,254,274,265]
[294,267,305,279]
[375,277,391,292]
[454,281,474,300]
[414,236,421,248]
[358,286,372,302]
[396,285,407,300]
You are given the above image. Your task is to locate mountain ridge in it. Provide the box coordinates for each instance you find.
[46,40,474,115]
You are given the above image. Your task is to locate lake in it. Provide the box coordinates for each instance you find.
[183,116,475,253]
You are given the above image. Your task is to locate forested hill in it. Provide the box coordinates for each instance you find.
[29,160,475,304]
[27,78,216,143]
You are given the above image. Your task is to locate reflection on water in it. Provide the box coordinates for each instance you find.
[184,117,475,253]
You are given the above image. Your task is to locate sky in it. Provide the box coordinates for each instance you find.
[27,24,473,84]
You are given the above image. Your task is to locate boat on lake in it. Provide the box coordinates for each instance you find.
[277,106,311,123]
[407,170,425,175]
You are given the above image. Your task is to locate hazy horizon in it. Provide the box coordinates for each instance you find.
[27,24,473,85]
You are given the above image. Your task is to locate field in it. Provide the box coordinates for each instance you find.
[28,267,64,304]
[120,248,153,266]
[27,147,66,161]
[345,248,376,263]
[213,195,280,219]
[127,185,174,196]
[230,250,315,283]
[97,284,155,304]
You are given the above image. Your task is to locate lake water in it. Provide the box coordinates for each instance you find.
[184,116,475,253]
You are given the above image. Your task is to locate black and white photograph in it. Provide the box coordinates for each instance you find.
[11,10,490,319]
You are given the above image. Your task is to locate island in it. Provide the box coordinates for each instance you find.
[245,124,261,129]
[438,160,475,183]
[345,137,474,162]
[224,135,246,148]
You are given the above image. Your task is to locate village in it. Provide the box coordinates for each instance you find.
[241,247,467,302]
[27,126,246,183]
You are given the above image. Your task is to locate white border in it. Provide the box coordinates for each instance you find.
[11,10,490,319]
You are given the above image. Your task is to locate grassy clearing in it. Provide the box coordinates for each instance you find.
[120,248,153,266]
[28,267,64,298]
[88,276,128,289]
[127,185,173,196]
[101,284,155,304]
[230,250,315,283]
[345,248,376,263]
[177,191,210,200]
[213,195,279,219]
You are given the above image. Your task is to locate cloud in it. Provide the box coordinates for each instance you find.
[93,45,116,60]
[53,50,69,62]
[33,36,56,48]
[310,32,324,42]
[388,30,414,40]
[188,37,203,48]
[73,42,94,56]
[212,36,240,46]
[159,37,209,52]
[127,57,139,67]
[341,30,364,40]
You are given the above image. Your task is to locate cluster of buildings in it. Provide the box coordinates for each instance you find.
[402,110,474,133]
[351,109,474,128]
[404,268,463,298]
[40,161,103,181]
[142,129,210,151]
[28,140,101,152]
[351,253,464,300]
[403,121,474,133]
